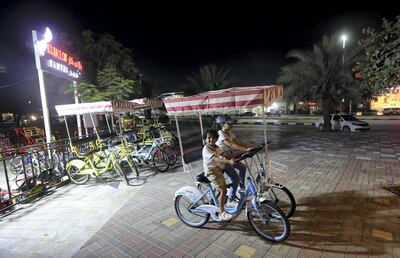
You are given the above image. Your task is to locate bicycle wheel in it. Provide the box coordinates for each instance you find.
[124,157,145,185]
[9,157,22,175]
[113,162,129,185]
[267,185,296,218]
[125,156,139,178]
[53,159,66,178]
[66,161,90,185]
[152,149,169,172]
[174,194,210,228]
[247,200,290,243]
[15,166,37,191]
[163,145,177,166]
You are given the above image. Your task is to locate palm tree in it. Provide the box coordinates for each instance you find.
[278,35,362,131]
[184,63,235,94]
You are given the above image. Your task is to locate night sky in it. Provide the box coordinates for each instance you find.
[0,0,398,113]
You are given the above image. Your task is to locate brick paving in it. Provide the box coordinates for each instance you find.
[73,128,400,258]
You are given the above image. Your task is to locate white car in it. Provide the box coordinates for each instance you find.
[315,114,370,132]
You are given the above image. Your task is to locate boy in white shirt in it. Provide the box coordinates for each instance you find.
[202,129,236,221]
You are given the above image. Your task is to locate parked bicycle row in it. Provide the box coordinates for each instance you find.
[0,123,179,213]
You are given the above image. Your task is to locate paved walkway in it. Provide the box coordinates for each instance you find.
[73,149,400,257]
[1,126,400,257]
[0,178,142,258]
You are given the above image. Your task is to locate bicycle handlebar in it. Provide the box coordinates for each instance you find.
[233,144,265,163]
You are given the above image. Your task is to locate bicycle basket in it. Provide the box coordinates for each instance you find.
[267,159,288,185]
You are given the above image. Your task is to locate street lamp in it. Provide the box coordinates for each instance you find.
[340,34,352,113]
[341,34,347,49]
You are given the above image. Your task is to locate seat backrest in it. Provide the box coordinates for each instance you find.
[183,147,203,164]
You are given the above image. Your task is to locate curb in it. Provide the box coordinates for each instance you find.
[181,120,315,126]
[177,120,315,125]
[237,121,315,126]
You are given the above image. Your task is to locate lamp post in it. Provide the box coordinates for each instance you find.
[341,34,351,113]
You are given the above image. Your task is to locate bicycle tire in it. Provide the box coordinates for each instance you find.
[163,145,177,166]
[114,162,129,185]
[15,166,37,191]
[66,161,90,185]
[265,185,296,218]
[247,200,290,243]
[125,157,145,185]
[126,156,139,178]
[152,150,169,172]
[9,157,22,175]
[174,194,210,228]
[53,159,66,178]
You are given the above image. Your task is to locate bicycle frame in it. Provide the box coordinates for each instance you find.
[178,170,266,222]
[130,139,162,162]
[66,147,119,177]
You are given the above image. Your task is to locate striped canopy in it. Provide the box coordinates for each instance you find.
[55,98,163,116]
[163,85,283,115]
[129,98,163,110]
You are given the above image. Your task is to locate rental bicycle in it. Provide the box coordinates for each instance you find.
[174,145,290,243]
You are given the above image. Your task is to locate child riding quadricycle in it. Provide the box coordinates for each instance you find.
[163,85,295,242]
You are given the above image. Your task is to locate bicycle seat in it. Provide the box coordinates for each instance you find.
[196,173,210,184]
[79,147,101,156]
[79,150,92,156]
[109,140,121,148]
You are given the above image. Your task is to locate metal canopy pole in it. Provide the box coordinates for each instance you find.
[118,113,123,133]
[83,115,89,137]
[89,113,100,139]
[174,115,185,167]
[73,81,82,138]
[111,114,115,132]
[105,114,111,133]
[199,112,204,144]
[263,91,270,178]
[64,115,72,149]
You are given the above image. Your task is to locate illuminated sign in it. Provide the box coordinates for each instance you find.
[39,43,83,81]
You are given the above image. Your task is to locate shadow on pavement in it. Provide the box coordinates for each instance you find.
[286,190,400,256]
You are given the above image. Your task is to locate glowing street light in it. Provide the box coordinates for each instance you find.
[340,34,352,113]
[36,27,52,56]
[341,34,347,49]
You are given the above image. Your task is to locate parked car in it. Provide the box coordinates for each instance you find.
[361,109,383,116]
[315,114,370,132]
[238,112,256,117]
[383,107,400,115]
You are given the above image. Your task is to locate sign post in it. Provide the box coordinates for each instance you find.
[32,30,52,144]
[32,27,83,141]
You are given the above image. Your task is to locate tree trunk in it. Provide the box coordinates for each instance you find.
[322,100,332,132]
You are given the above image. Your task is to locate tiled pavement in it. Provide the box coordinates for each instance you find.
[73,136,400,258]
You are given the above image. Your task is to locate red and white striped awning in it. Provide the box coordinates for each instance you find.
[163,85,283,115]
[55,98,164,116]
[55,100,134,116]
[129,98,163,110]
